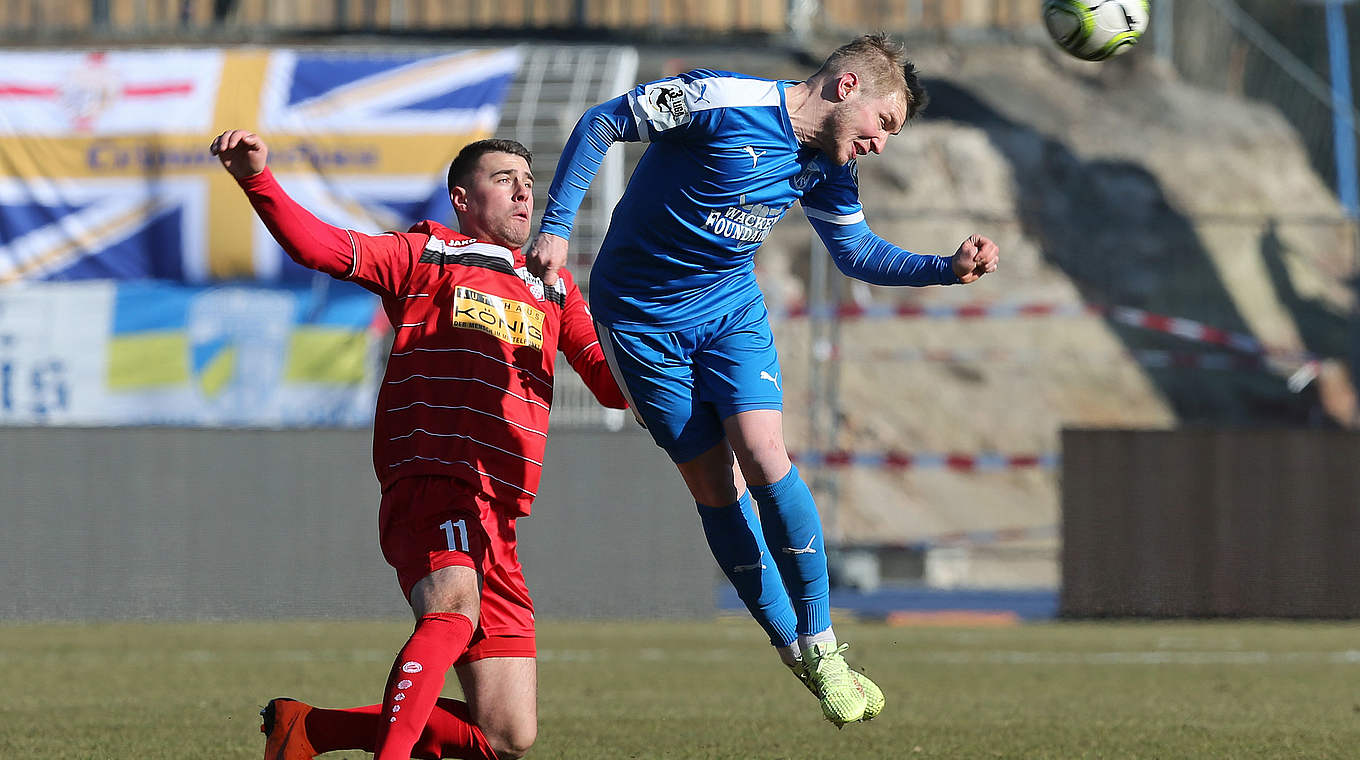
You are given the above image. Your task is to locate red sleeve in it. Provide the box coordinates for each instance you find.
[237,168,425,299]
[557,270,627,409]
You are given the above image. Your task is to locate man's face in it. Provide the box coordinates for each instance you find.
[824,83,907,167]
[452,151,534,248]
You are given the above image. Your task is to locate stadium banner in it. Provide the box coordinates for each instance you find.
[0,281,380,427]
[0,46,521,284]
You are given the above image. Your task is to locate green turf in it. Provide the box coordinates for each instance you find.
[1,617,1358,758]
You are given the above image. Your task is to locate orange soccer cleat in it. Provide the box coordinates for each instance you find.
[260,697,317,760]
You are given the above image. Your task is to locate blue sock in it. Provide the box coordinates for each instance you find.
[748,465,831,637]
[696,492,798,647]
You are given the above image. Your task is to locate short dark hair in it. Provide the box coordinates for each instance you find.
[816,33,929,121]
[447,138,533,195]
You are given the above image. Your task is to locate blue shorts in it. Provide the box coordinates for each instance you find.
[596,299,783,463]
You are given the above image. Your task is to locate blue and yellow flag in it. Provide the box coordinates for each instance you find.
[0,280,383,426]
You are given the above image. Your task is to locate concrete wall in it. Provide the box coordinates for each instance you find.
[1061,428,1360,618]
[0,427,713,621]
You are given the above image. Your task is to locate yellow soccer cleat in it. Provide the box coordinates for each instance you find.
[799,642,867,726]
[793,648,884,724]
[853,668,885,721]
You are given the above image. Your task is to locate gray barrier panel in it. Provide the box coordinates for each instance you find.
[0,427,712,621]
[1061,428,1360,618]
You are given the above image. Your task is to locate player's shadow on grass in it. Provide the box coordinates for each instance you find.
[923,78,1319,424]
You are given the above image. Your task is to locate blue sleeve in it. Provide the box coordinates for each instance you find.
[540,71,731,239]
[809,215,959,286]
[539,94,640,239]
[538,73,745,240]
[802,157,957,286]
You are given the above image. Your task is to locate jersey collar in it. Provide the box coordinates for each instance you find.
[408,219,523,265]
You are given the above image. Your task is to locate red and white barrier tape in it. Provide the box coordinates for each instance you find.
[790,450,1058,471]
[781,302,1090,320]
[837,346,1278,371]
[779,300,1323,390]
[779,301,1311,359]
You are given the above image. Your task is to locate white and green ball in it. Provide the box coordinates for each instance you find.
[1042,0,1151,61]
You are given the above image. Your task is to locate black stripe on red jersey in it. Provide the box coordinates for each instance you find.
[420,248,516,274]
[420,242,567,308]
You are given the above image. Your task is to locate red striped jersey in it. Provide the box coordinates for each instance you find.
[240,168,625,516]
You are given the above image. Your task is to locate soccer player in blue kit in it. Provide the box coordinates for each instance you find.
[528,34,999,726]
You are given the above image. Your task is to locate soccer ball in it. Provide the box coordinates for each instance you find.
[1042,0,1151,62]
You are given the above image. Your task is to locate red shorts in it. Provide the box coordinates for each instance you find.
[378,476,536,664]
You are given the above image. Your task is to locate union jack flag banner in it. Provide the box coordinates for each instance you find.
[0,47,520,427]
[0,47,520,283]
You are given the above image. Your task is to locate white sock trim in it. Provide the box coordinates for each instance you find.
[798,627,836,653]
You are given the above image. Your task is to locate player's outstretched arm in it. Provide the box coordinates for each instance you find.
[209,129,416,297]
[950,234,1000,284]
[803,157,995,287]
[528,95,639,285]
[810,213,961,287]
[211,128,352,279]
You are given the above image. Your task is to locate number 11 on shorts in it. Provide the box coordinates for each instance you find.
[440,518,469,552]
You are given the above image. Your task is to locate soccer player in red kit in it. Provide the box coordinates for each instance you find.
[211,129,627,760]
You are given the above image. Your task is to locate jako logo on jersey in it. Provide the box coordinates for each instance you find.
[743,145,766,168]
[397,679,413,689]
[702,198,787,243]
[452,286,545,349]
[640,81,692,131]
[401,661,423,674]
[760,370,781,391]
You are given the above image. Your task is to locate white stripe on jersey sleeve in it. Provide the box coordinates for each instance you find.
[627,92,652,143]
[628,75,782,137]
[689,77,781,111]
[804,207,866,225]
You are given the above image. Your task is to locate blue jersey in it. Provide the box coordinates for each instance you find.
[540,69,958,331]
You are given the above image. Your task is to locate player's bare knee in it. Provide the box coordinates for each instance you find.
[410,566,482,623]
[687,479,740,507]
[677,445,742,506]
[486,721,536,759]
[732,442,790,487]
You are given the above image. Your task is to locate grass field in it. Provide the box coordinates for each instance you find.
[2,617,1358,758]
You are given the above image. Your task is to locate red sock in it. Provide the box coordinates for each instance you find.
[305,698,498,760]
[374,612,476,760]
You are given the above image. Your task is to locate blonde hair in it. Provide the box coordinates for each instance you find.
[814,33,928,120]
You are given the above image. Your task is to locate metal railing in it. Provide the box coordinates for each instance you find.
[1163,0,1360,209]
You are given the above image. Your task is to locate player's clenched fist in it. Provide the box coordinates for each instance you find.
[950,233,999,284]
[210,129,268,179]
[526,231,568,287]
